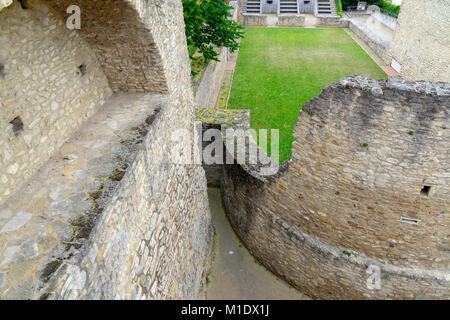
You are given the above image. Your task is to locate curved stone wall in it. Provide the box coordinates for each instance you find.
[221,76,450,299]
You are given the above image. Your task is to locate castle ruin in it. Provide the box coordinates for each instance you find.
[0,0,448,300]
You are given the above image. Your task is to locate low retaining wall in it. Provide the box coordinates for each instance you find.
[316,15,350,28]
[193,3,238,108]
[278,14,305,27]
[239,13,268,26]
[0,0,214,300]
[372,11,397,31]
[350,20,392,64]
[216,76,450,299]
[40,0,215,300]
[194,47,228,109]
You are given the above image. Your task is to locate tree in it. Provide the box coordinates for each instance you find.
[182,0,243,62]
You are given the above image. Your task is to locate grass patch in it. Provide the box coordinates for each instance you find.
[228,28,387,162]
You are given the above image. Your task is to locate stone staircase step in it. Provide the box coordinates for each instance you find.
[279,0,298,14]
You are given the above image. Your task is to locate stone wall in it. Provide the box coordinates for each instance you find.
[349,19,392,64]
[0,0,213,300]
[0,0,112,206]
[371,11,397,31]
[390,0,450,82]
[316,16,350,28]
[239,13,268,26]
[278,14,305,27]
[39,0,214,300]
[194,44,228,109]
[221,75,450,299]
[45,0,169,93]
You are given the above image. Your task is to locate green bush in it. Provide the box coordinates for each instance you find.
[341,0,400,16]
[380,0,400,18]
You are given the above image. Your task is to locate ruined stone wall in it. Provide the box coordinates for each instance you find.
[194,45,228,109]
[239,13,268,26]
[390,0,450,82]
[0,0,213,300]
[0,0,112,205]
[39,0,213,300]
[278,15,305,27]
[316,16,349,28]
[221,76,450,299]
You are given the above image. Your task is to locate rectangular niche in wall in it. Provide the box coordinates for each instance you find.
[399,216,421,225]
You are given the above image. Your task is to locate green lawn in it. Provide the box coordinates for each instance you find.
[228,28,387,163]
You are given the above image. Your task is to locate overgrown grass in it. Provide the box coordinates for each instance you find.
[228,28,387,162]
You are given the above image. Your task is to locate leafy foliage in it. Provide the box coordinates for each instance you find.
[183,0,243,62]
[380,1,400,18]
[341,0,379,10]
[342,0,400,17]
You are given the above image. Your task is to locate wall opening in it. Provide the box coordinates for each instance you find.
[77,64,87,76]
[0,64,4,78]
[10,116,24,136]
[18,0,30,9]
[399,216,421,225]
[420,185,431,196]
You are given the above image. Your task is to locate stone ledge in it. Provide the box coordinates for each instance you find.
[0,93,166,299]
[196,108,250,127]
[240,13,268,26]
